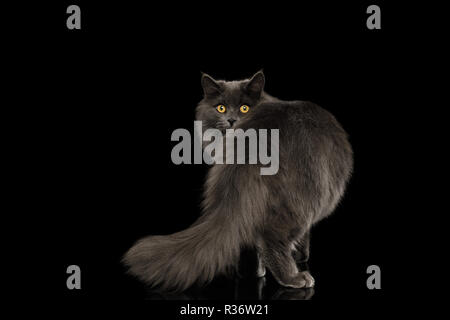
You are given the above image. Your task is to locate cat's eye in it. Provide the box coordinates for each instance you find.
[240,105,250,113]
[216,105,226,113]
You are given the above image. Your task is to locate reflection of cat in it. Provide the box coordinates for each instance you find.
[146,277,315,300]
[123,71,353,291]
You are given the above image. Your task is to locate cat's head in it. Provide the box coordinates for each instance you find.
[196,71,265,132]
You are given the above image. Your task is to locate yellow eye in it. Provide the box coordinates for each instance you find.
[240,105,250,113]
[216,105,226,113]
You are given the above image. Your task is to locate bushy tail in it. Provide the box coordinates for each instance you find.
[123,214,248,291]
[123,166,266,291]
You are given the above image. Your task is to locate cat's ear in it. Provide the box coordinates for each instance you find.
[245,70,265,98]
[201,73,222,98]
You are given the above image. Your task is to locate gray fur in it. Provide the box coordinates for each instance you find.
[123,71,353,291]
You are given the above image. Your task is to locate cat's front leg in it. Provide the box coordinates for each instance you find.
[292,231,315,287]
[262,236,315,289]
[256,240,266,277]
[292,230,311,271]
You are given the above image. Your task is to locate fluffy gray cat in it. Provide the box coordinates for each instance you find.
[123,71,353,291]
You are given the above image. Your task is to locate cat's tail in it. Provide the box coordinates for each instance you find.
[123,166,266,292]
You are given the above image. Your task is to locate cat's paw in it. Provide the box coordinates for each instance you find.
[301,271,315,288]
[256,266,266,278]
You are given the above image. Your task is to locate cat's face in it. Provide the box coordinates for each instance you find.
[196,71,265,132]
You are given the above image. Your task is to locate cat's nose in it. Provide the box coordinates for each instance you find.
[228,119,237,127]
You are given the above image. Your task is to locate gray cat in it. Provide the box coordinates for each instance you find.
[123,71,353,291]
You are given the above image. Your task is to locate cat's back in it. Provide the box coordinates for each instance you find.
[242,99,353,175]
[233,99,353,224]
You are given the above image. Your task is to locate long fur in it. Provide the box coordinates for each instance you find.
[123,163,268,291]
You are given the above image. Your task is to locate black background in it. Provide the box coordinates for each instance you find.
[12,0,430,309]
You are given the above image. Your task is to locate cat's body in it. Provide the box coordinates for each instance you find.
[123,71,353,291]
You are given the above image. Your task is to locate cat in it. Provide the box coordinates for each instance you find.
[123,71,353,291]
